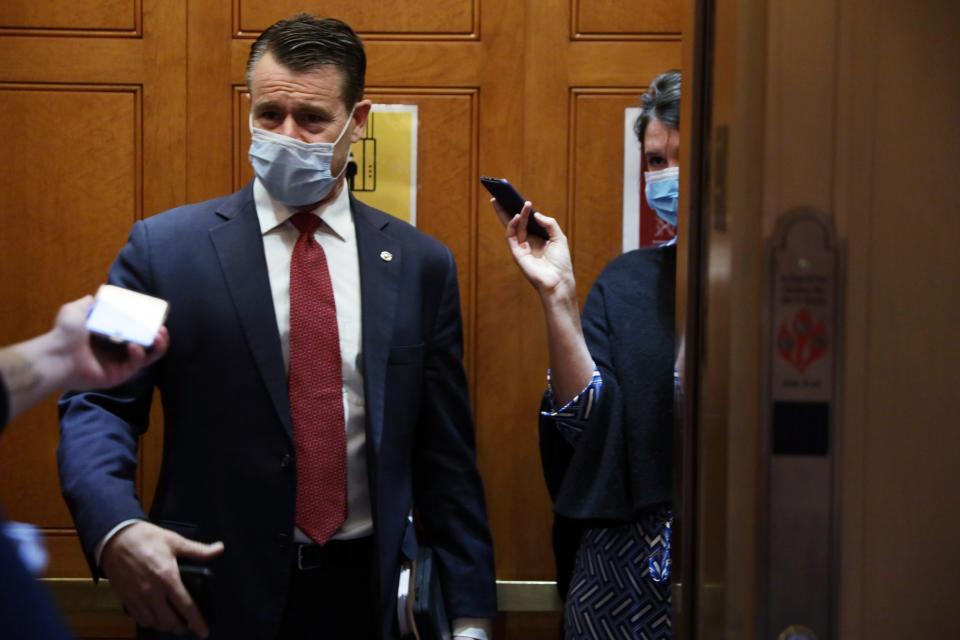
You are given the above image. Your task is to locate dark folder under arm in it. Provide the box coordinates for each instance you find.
[399,546,451,640]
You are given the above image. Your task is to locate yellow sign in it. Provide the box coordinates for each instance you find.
[349,104,419,226]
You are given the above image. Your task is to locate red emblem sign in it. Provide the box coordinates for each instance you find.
[777,308,828,374]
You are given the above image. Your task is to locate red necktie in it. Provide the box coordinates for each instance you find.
[288,212,347,544]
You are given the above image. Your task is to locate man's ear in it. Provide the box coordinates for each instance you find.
[350,100,373,143]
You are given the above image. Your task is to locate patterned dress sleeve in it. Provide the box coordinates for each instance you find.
[540,368,603,445]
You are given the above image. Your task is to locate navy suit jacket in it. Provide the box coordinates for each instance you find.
[58,183,497,639]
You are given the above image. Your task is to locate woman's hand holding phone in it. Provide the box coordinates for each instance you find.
[490,198,577,300]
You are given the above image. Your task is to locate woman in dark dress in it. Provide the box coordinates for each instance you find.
[492,70,681,639]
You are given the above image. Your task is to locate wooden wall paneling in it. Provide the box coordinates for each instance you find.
[0,0,141,36]
[0,91,144,596]
[568,90,643,303]
[226,40,486,89]
[833,0,876,635]
[492,1,679,635]
[472,0,555,589]
[858,2,960,636]
[568,41,683,86]
[234,0,478,38]
[139,0,188,226]
[232,87,252,192]
[706,0,766,634]
[0,86,140,535]
[0,2,186,637]
[187,0,234,203]
[0,39,144,83]
[572,0,682,38]
[495,611,564,637]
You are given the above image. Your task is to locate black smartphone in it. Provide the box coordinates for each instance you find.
[480,176,549,239]
[178,563,214,618]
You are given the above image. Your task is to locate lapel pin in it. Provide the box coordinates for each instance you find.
[380,251,393,262]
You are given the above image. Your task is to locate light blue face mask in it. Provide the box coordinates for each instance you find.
[644,166,679,227]
[248,108,355,207]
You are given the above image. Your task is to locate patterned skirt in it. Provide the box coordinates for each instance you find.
[564,506,672,639]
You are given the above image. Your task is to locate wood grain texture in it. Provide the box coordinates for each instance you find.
[569,90,644,304]
[857,1,960,636]
[473,0,556,585]
[0,85,139,528]
[0,0,138,33]
[573,0,681,37]
[235,0,476,37]
[0,0,186,629]
[0,39,144,83]
[495,611,563,638]
[569,41,682,86]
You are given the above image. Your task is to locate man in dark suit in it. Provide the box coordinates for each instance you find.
[58,14,496,640]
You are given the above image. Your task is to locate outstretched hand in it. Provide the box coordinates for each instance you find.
[0,295,171,422]
[490,199,576,298]
[54,295,169,391]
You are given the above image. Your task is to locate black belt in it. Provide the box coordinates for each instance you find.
[294,536,373,571]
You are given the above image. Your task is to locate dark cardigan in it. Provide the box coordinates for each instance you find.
[539,244,675,596]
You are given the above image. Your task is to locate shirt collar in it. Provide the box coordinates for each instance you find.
[253,178,353,242]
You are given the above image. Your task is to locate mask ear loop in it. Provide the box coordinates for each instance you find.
[332,105,358,147]
[327,105,359,182]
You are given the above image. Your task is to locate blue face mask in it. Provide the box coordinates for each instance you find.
[248,108,355,207]
[644,166,679,227]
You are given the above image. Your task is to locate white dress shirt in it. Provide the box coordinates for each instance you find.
[254,179,372,542]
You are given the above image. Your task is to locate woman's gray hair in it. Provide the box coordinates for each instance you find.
[634,70,681,143]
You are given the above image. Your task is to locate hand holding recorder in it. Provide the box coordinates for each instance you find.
[70,285,169,390]
[0,287,169,423]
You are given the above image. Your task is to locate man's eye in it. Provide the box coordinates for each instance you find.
[298,113,328,128]
[258,111,280,122]
[647,156,665,167]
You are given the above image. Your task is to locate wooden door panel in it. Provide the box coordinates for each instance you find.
[0,0,185,632]
[0,0,139,33]
[569,90,642,302]
[235,0,476,37]
[569,41,682,85]
[574,0,682,37]
[362,91,478,358]
[0,85,141,536]
[226,40,487,86]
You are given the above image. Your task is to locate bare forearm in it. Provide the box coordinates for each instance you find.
[0,330,73,422]
[540,287,595,406]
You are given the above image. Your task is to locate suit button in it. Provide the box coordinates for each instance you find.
[277,532,290,546]
[280,454,291,469]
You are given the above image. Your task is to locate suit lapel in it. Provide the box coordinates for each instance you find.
[209,183,293,440]
[353,196,401,458]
